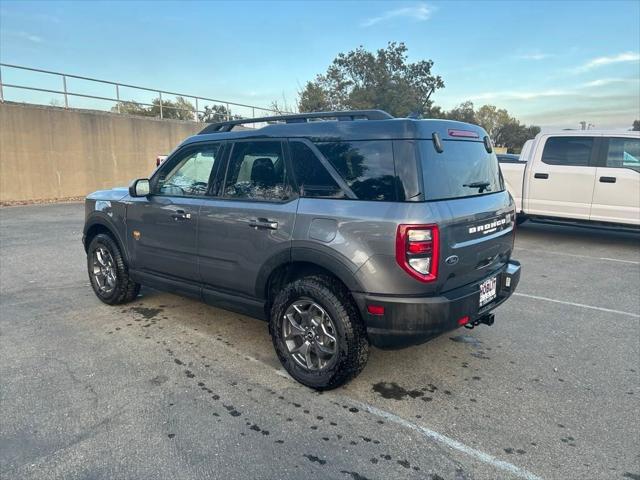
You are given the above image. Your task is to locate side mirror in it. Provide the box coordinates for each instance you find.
[129,178,150,197]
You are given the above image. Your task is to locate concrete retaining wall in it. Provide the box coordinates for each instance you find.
[0,102,203,203]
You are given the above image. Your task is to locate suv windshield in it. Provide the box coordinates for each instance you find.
[418,140,504,201]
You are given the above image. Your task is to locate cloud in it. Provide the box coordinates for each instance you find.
[515,52,553,61]
[573,51,640,72]
[20,32,43,43]
[2,30,43,43]
[361,3,433,27]
[580,77,638,88]
[468,89,571,101]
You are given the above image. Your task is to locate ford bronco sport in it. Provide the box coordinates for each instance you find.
[83,110,521,389]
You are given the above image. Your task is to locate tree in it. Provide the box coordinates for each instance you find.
[476,105,511,142]
[298,42,444,117]
[198,104,233,123]
[111,96,196,120]
[111,100,153,117]
[633,120,640,131]
[149,96,195,120]
[445,101,477,124]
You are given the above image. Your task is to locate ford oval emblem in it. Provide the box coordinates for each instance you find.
[445,255,459,265]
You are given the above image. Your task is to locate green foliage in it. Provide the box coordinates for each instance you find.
[633,120,640,131]
[298,42,444,117]
[111,100,153,117]
[111,96,196,120]
[199,104,233,123]
[435,101,539,153]
[150,96,196,120]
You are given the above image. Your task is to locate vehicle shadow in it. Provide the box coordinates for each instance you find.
[128,286,460,386]
[516,220,640,251]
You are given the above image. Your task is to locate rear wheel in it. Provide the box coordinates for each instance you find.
[87,233,140,305]
[516,214,528,225]
[269,275,369,390]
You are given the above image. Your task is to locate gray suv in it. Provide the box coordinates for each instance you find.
[83,110,521,389]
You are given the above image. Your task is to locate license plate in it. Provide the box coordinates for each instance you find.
[479,276,497,307]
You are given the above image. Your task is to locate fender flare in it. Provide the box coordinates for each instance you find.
[254,244,365,299]
[83,213,130,263]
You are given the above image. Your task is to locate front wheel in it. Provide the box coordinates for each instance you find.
[269,275,369,390]
[87,233,140,305]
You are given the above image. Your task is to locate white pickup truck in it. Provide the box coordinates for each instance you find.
[499,131,640,227]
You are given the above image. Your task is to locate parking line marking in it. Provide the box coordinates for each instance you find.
[514,292,640,318]
[350,400,543,480]
[516,247,640,265]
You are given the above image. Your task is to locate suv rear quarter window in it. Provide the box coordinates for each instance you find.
[315,140,396,201]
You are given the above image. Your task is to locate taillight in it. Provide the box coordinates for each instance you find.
[396,224,439,282]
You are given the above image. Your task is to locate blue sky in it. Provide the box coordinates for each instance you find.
[1,0,639,129]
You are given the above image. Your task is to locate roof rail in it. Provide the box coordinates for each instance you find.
[198,110,394,134]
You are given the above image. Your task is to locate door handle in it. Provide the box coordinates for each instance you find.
[534,173,549,179]
[249,218,278,230]
[599,176,616,183]
[171,209,192,221]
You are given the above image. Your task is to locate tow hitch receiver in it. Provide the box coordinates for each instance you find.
[464,313,495,329]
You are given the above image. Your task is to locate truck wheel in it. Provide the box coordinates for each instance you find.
[87,233,140,305]
[516,214,528,225]
[269,275,369,390]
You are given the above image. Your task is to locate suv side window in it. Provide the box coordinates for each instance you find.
[223,141,291,201]
[541,137,594,167]
[315,140,396,201]
[154,143,222,196]
[606,138,640,172]
[289,141,344,198]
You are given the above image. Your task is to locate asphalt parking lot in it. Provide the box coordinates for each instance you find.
[1,203,638,480]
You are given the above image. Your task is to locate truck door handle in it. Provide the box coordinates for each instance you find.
[171,209,191,220]
[249,218,278,230]
[599,176,616,183]
[534,173,549,179]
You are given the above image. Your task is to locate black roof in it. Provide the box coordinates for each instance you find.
[181,110,489,147]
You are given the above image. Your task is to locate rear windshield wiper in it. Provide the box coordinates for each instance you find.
[463,181,491,192]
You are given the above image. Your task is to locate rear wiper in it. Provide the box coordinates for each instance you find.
[463,181,491,192]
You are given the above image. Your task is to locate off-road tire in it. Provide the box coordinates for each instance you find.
[270,275,369,390]
[87,233,140,305]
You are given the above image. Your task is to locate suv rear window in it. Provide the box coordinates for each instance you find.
[418,140,504,201]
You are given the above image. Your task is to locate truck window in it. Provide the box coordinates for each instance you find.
[606,138,640,172]
[541,137,594,167]
[418,140,504,201]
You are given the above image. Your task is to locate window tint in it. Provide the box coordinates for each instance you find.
[155,143,221,196]
[542,137,594,166]
[393,140,421,201]
[418,140,504,201]
[223,141,290,201]
[289,142,344,198]
[606,138,640,172]
[315,141,396,201]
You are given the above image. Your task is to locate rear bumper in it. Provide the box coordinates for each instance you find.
[353,260,521,349]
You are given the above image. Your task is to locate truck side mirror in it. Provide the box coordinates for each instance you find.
[129,178,150,197]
